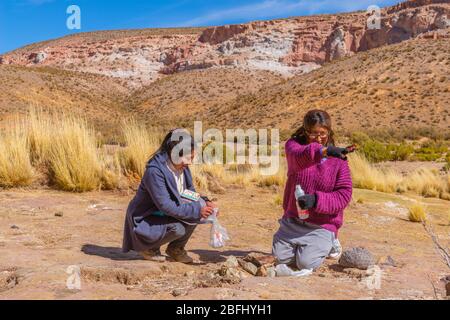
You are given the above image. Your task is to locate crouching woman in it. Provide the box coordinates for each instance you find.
[273,109,353,276]
[122,129,215,263]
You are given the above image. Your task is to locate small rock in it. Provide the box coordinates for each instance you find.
[223,256,239,269]
[256,266,267,277]
[243,253,276,267]
[184,271,195,277]
[55,211,64,217]
[343,268,366,280]
[171,289,184,297]
[441,275,450,297]
[219,265,242,280]
[0,270,18,291]
[266,267,276,278]
[10,225,19,229]
[339,247,375,270]
[377,255,396,267]
[238,259,258,276]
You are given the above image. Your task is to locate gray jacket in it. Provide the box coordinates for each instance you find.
[122,152,202,252]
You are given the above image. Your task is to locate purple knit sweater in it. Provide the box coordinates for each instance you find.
[283,138,353,236]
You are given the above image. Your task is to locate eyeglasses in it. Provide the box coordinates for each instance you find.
[306,131,329,139]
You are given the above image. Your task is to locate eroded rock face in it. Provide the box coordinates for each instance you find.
[28,52,47,64]
[2,0,448,87]
[199,24,251,45]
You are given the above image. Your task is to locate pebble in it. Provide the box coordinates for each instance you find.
[238,259,258,275]
[171,289,184,297]
[224,256,239,269]
[266,267,276,278]
[55,212,64,217]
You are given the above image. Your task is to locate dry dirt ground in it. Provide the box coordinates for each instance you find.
[0,185,449,300]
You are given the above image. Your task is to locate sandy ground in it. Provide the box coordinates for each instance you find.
[0,185,449,300]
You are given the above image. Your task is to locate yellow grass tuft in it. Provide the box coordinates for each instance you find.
[273,193,283,206]
[189,165,209,191]
[0,125,35,188]
[47,116,102,192]
[99,149,123,190]
[119,120,161,178]
[27,107,55,165]
[348,152,402,193]
[408,203,427,223]
[403,168,446,198]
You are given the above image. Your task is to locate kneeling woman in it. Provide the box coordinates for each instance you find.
[122,129,215,263]
[273,109,353,276]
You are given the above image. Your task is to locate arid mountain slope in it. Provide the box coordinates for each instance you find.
[1,0,449,88]
[0,65,130,135]
[0,0,448,135]
[188,30,450,132]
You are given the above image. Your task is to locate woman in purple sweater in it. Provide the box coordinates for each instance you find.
[272,109,353,277]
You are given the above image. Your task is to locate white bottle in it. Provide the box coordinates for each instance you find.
[295,184,309,220]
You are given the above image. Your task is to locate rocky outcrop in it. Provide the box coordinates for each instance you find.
[386,0,449,14]
[28,52,47,64]
[199,24,251,45]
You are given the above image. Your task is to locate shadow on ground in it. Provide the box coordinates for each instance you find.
[190,249,270,263]
[81,244,142,261]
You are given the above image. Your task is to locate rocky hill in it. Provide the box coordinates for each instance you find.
[2,0,448,88]
[0,0,448,135]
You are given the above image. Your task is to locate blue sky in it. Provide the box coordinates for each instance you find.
[0,0,400,54]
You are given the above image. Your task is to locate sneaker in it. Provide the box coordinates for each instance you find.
[140,248,166,262]
[275,264,313,277]
[166,247,194,264]
[328,238,342,260]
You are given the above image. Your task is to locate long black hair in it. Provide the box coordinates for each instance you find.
[149,128,195,163]
[291,109,335,146]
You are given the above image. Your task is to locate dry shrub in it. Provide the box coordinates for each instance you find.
[408,203,427,223]
[26,109,102,192]
[403,168,446,198]
[348,152,402,193]
[119,120,161,178]
[47,116,102,192]
[0,124,35,188]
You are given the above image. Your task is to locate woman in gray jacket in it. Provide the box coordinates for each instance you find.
[122,129,216,263]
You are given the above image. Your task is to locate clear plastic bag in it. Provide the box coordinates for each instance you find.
[204,208,230,248]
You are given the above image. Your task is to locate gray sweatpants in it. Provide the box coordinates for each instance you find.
[272,218,334,270]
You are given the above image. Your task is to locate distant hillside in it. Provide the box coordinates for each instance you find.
[126,67,284,127]
[0,65,130,137]
[190,32,450,132]
[0,0,448,138]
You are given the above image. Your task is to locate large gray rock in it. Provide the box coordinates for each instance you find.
[29,52,47,64]
[339,247,376,270]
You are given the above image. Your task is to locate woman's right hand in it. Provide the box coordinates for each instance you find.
[325,146,350,160]
[200,205,214,219]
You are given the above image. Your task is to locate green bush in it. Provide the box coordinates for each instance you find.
[390,143,414,161]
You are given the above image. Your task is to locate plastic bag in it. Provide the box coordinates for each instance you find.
[204,208,230,248]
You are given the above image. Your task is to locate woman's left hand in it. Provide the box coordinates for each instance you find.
[206,201,219,217]
[297,194,316,210]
